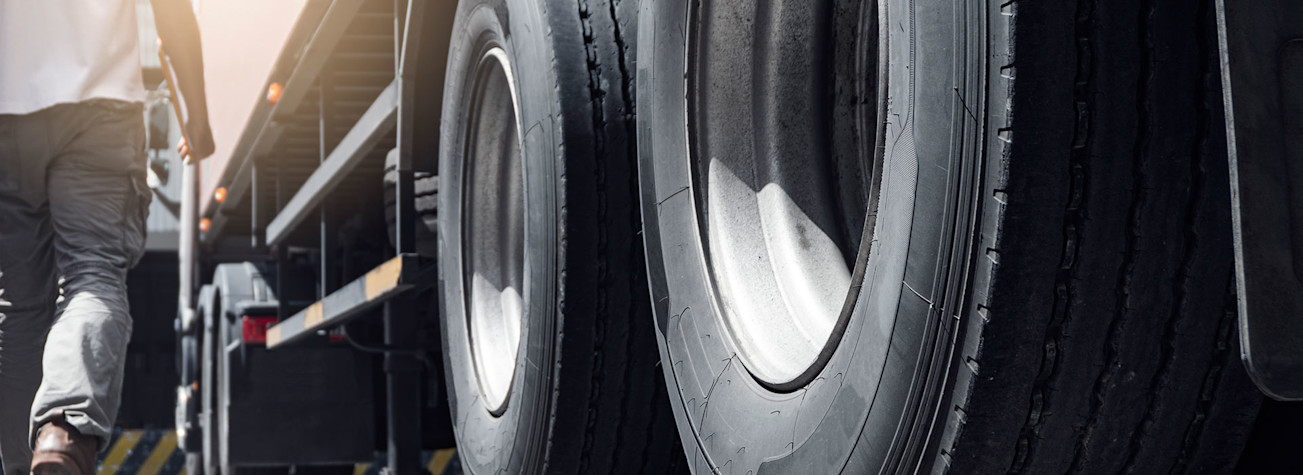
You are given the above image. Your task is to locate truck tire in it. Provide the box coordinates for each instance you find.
[637,0,1261,473]
[200,281,221,475]
[437,0,683,472]
[384,148,439,257]
[209,264,277,475]
[187,452,204,475]
[183,285,215,475]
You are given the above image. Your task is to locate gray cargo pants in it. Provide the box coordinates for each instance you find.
[0,99,149,474]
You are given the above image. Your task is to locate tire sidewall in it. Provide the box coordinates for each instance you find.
[201,286,220,475]
[636,0,984,472]
[438,0,561,472]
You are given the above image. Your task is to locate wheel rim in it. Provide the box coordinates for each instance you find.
[462,47,525,413]
[687,0,880,388]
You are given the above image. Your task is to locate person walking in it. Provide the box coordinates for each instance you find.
[0,0,213,473]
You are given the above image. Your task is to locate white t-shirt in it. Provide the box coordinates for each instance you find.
[0,0,147,115]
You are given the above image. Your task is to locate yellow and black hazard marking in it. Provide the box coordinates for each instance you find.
[97,429,183,475]
[352,448,459,475]
[96,429,459,475]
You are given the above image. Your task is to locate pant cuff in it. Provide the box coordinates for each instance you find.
[31,410,111,453]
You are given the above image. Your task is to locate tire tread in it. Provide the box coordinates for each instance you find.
[569,0,683,473]
[951,0,1260,473]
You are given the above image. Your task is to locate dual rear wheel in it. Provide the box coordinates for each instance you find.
[438,0,1263,472]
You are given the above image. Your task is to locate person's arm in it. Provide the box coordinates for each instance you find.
[150,0,214,161]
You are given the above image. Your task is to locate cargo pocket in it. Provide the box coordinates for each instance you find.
[122,173,152,268]
[119,100,151,268]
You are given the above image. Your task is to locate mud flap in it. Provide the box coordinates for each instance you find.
[1217,0,1303,400]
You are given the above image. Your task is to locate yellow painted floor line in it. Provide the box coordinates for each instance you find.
[98,431,143,475]
[137,431,178,475]
[427,448,455,475]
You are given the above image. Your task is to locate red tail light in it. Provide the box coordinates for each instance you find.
[241,316,278,344]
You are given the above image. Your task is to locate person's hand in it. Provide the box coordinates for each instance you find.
[178,118,215,163]
[152,0,213,164]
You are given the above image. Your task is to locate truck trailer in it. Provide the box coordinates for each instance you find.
[172,0,1303,473]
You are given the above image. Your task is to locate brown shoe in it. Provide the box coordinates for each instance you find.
[30,419,97,475]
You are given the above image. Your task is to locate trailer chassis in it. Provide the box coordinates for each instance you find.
[177,1,455,473]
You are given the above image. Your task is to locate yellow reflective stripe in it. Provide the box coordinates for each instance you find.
[364,256,404,301]
[266,325,282,347]
[136,431,177,475]
[304,302,325,327]
[98,431,144,475]
[353,464,369,475]
[426,449,455,475]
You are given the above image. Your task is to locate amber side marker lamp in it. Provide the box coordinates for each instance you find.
[267,82,284,105]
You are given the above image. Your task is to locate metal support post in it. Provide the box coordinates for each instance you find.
[273,153,289,321]
[383,296,422,474]
[251,161,262,249]
[319,67,340,296]
[393,0,426,255]
[383,5,429,474]
[178,151,198,332]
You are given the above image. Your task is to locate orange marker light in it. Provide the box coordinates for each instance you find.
[266,82,284,105]
[199,218,212,233]
[214,187,228,204]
